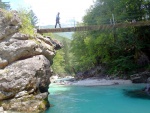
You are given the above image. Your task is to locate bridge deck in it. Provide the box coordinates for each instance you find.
[37,21,150,33]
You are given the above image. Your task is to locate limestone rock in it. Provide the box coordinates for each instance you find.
[0,9,61,113]
[0,33,57,69]
[130,71,150,83]
[0,9,21,40]
[0,9,59,69]
[0,55,51,100]
[76,66,104,80]
[147,77,150,83]
[46,36,63,50]
[2,93,49,113]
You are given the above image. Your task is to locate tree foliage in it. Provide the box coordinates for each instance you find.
[17,9,35,36]
[29,10,38,27]
[0,1,10,10]
[46,33,74,76]
[71,0,150,76]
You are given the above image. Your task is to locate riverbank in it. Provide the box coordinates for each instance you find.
[52,78,132,86]
[71,78,132,86]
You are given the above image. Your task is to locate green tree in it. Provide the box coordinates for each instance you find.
[46,33,74,76]
[71,30,93,72]
[29,10,38,27]
[62,39,72,74]
[52,49,66,75]
[17,8,35,36]
[71,0,150,76]
[0,1,10,10]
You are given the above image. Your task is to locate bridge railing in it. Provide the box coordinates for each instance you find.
[37,20,150,33]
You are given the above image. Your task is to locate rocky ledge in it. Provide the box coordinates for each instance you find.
[0,9,62,112]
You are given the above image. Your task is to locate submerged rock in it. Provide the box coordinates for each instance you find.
[144,84,150,92]
[123,89,150,100]
[124,77,150,99]
[143,79,150,93]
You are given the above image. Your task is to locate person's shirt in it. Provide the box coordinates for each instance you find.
[56,14,60,20]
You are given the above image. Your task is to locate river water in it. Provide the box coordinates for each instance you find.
[45,84,150,113]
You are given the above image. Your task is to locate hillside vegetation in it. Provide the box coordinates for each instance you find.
[70,0,150,77]
[44,33,74,76]
[44,0,150,78]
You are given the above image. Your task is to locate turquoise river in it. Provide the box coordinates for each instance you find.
[45,84,150,113]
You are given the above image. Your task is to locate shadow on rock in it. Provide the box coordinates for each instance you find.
[123,89,150,100]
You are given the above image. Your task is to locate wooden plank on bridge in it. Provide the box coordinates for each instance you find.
[37,21,150,33]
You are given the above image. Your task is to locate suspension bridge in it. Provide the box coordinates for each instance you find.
[37,20,150,33]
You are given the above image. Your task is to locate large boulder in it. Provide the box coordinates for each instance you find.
[1,92,49,112]
[0,33,57,69]
[0,10,62,69]
[130,71,150,83]
[0,9,62,112]
[0,9,21,40]
[0,55,51,100]
[0,54,53,112]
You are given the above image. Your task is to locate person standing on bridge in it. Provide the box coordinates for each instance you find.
[55,12,61,28]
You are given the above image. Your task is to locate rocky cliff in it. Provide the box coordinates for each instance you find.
[0,9,61,112]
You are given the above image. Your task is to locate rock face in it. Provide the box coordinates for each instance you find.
[0,10,21,41]
[0,55,51,100]
[130,71,150,83]
[0,9,61,112]
[76,66,105,80]
[0,32,56,69]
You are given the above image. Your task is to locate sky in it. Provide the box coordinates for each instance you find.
[3,0,94,26]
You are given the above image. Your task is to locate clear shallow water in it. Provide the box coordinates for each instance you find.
[46,84,150,113]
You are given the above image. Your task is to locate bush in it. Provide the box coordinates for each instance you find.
[17,8,35,36]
